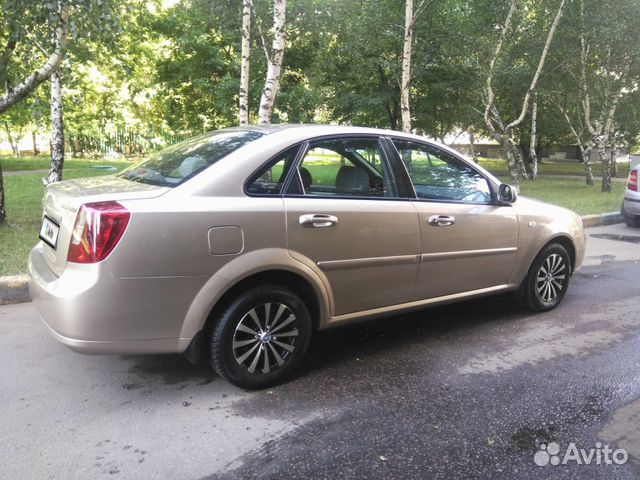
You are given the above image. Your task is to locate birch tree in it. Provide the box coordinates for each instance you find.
[239,0,252,126]
[545,0,640,191]
[258,0,286,125]
[577,0,631,193]
[400,0,434,133]
[529,91,538,179]
[553,99,594,185]
[483,0,566,191]
[0,7,70,115]
[43,0,67,185]
[0,0,136,224]
[0,2,70,225]
[46,70,65,184]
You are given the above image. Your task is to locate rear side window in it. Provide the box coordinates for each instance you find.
[246,145,300,195]
[292,138,398,198]
[119,130,263,187]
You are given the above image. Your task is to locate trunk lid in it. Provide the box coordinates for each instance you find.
[40,176,169,276]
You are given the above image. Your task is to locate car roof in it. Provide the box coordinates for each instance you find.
[222,124,400,136]
[222,124,478,164]
[220,124,452,147]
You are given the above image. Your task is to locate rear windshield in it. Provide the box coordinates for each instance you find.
[119,130,263,187]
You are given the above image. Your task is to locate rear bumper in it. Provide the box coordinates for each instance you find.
[28,242,196,354]
[40,319,189,354]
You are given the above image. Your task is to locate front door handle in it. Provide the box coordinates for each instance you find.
[428,215,456,227]
[299,214,339,228]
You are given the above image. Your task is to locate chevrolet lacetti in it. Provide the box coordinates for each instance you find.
[28,125,586,389]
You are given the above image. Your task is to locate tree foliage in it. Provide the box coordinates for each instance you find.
[1,1,640,197]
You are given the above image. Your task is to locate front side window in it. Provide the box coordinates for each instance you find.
[393,140,492,203]
[292,138,397,198]
[119,130,263,187]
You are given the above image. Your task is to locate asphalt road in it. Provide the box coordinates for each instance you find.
[1,223,640,479]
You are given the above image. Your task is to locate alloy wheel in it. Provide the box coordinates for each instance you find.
[536,253,567,303]
[232,303,299,374]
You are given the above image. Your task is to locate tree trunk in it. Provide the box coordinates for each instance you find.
[386,99,401,131]
[258,0,286,125]
[503,0,565,132]
[400,0,413,133]
[0,7,70,115]
[583,146,594,186]
[484,0,565,190]
[46,69,64,184]
[529,93,538,179]
[3,121,19,156]
[554,101,594,185]
[468,128,478,162]
[239,0,252,126]
[32,130,38,155]
[0,162,5,224]
[512,141,529,180]
[503,136,521,191]
[610,148,618,178]
[594,134,611,193]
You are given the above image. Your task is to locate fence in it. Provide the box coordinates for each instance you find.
[66,128,199,158]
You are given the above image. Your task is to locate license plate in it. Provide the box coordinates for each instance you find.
[39,216,60,250]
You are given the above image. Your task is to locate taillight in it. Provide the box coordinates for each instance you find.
[628,170,638,192]
[67,201,131,264]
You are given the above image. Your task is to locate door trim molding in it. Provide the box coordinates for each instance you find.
[317,254,420,271]
[420,247,517,262]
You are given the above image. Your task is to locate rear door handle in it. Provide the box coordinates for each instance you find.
[299,214,339,228]
[428,215,456,227]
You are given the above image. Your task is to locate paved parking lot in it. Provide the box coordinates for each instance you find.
[1,223,640,479]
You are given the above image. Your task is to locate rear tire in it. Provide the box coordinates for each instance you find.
[524,243,571,312]
[622,204,640,227]
[210,285,312,389]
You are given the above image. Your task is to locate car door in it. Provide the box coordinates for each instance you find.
[389,138,518,300]
[283,136,421,316]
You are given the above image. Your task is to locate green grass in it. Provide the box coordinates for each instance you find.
[273,159,362,186]
[0,156,627,276]
[0,165,129,276]
[508,177,625,216]
[479,157,631,178]
[0,155,135,172]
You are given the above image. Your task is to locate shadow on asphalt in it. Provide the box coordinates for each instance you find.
[121,293,525,389]
[121,354,216,386]
[299,293,524,380]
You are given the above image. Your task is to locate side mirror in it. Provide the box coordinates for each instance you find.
[498,184,518,204]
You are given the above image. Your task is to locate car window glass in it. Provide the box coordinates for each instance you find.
[246,145,300,195]
[119,130,263,187]
[295,138,396,198]
[393,140,491,203]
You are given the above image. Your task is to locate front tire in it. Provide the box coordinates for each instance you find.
[210,285,312,389]
[524,243,571,312]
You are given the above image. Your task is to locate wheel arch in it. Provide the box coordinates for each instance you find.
[546,235,576,273]
[203,269,323,335]
[179,248,330,363]
[516,233,576,292]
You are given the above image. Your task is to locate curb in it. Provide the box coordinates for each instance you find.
[0,211,625,306]
[0,274,30,305]
[581,211,623,228]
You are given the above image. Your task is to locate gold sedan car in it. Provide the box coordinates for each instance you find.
[28,125,586,389]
